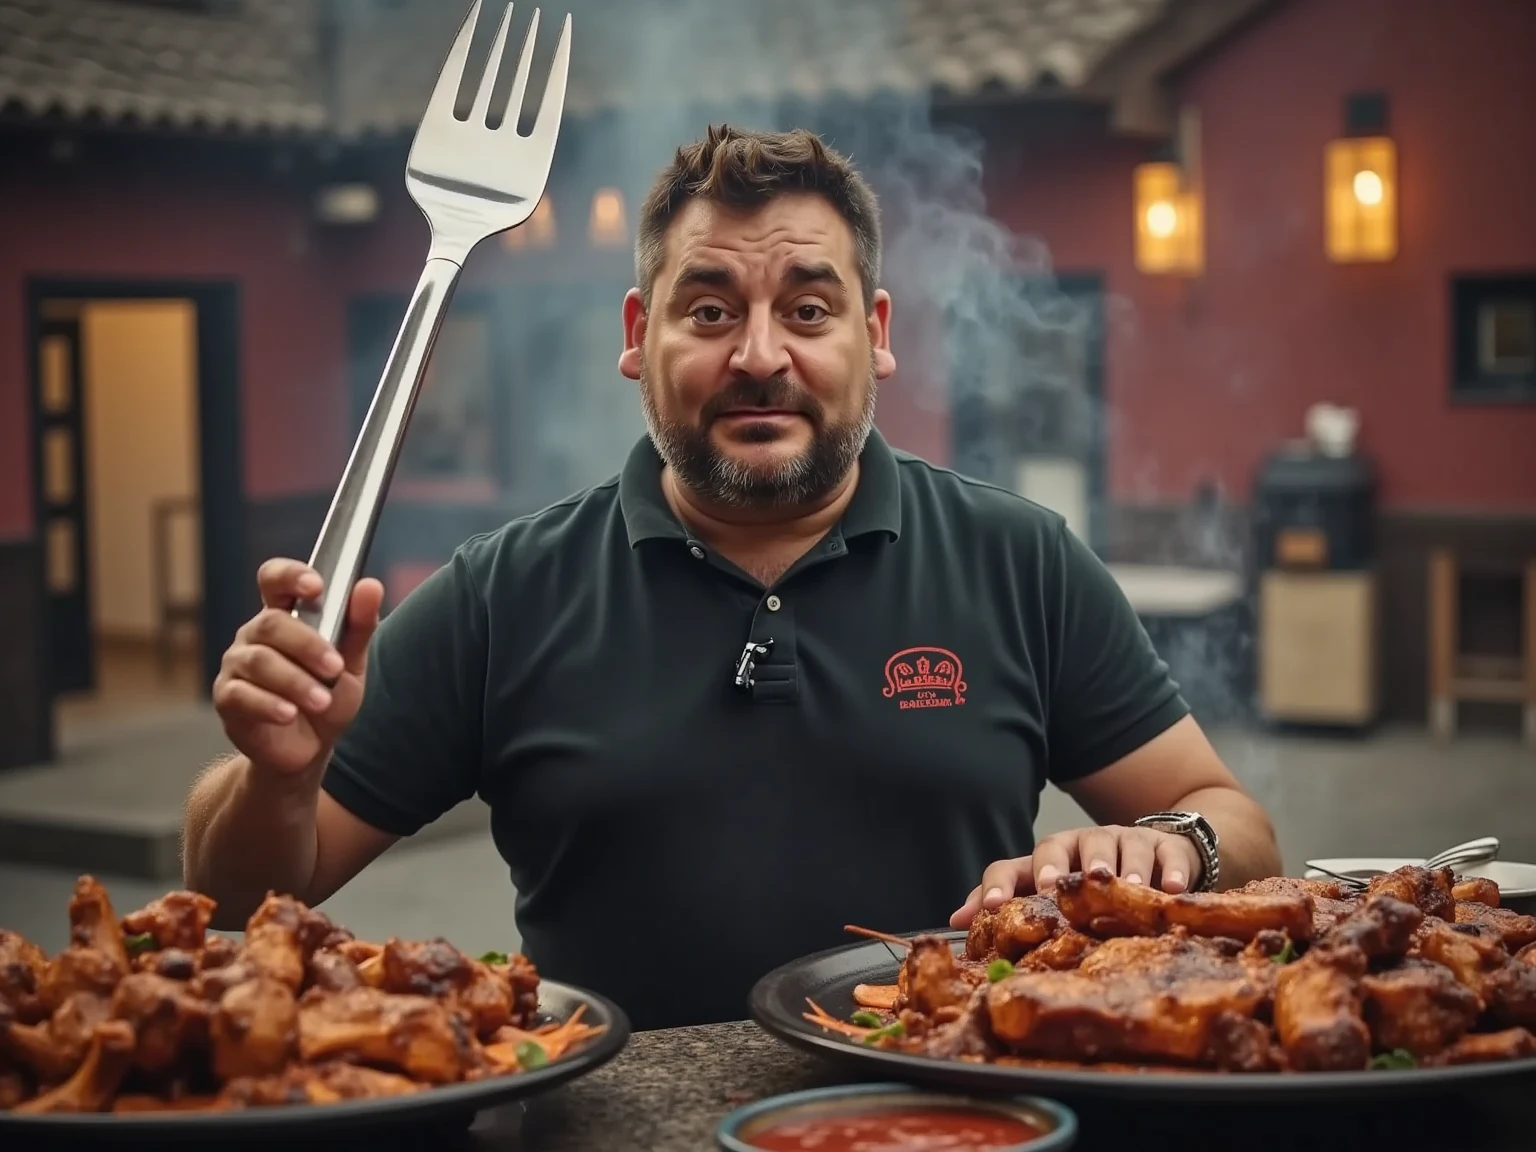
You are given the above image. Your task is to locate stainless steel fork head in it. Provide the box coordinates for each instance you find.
[407,0,572,264]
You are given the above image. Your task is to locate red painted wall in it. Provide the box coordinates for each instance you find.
[989,0,1536,510]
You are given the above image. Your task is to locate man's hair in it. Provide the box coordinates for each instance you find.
[635,123,882,312]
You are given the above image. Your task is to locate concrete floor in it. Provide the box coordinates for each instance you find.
[3,701,1533,954]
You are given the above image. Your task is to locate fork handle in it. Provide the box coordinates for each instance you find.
[293,256,464,652]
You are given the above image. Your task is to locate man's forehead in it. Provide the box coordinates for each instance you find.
[661,194,857,281]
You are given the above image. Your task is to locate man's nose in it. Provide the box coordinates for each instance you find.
[729,307,792,380]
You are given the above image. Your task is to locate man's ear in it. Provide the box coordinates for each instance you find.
[619,288,646,380]
[868,288,897,379]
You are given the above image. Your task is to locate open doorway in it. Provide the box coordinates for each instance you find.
[27,280,244,755]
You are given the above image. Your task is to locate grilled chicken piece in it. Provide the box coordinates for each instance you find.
[137,948,198,981]
[1517,941,1536,966]
[1054,869,1315,943]
[1422,1026,1536,1066]
[110,972,211,1075]
[903,935,984,1020]
[220,1059,425,1107]
[200,935,241,971]
[1360,958,1480,1057]
[1452,877,1501,907]
[1273,945,1370,1071]
[1016,928,1099,972]
[2,991,111,1082]
[1364,866,1456,923]
[8,1019,136,1114]
[900,984,999,1061]
[1453,903,1536,951]
[985,931,1272,1069]
[1411,919,1508,1003]
[965,897,1066,962]
[374,938,527,1038]
[305,950,363,995]
[241,895,311,993]
[121,891,217,953]
[296,986,475,1083]
[1234,877,1358,937]
[0,931,49,1026]
[1483,959,1536,1028]
[1318,895,1423,960]
[210,976,297,1081]
[38,878,132,1012]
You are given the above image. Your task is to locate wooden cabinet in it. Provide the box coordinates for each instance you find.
[1259,570,1378,725]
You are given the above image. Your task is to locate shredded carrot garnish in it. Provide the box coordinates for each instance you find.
[801,996,878,1040]
[843,925,913,950]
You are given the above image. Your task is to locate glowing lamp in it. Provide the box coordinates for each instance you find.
[588,187,628,247]
[502,195,556,250]
[1134,160,1202,275]
[1325,135,1396,262]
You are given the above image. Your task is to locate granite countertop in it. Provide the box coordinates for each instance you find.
[453,1020,1536,1152]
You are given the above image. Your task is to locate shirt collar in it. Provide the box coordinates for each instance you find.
[619,427,903,548]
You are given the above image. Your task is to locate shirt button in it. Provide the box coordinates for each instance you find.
[766,594,782,611]
[689,545,705,560]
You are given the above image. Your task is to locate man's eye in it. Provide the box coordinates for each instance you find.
[794,304,828,322]
[692,305,727,323]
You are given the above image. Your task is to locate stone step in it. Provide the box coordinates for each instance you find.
[0,706,490,882]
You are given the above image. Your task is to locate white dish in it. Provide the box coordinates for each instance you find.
[1303,857,1536,897]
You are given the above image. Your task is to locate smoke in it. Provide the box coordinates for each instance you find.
[379,0,1256,734]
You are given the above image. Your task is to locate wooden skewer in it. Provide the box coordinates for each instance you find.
[843,924,913,950]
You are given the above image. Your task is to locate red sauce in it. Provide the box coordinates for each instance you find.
[743,1105,1047,1151]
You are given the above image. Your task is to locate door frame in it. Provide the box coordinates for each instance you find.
[25,278,244,704]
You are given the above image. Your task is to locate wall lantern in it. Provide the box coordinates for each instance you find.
[502,195,557,250]
[1325,91,1397,263]
[1133,107,1202,276]
[588,187,628,247]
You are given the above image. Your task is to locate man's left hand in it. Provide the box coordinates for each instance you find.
[949,824,1202,929]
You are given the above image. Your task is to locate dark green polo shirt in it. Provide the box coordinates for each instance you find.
[322,429,1188,1031]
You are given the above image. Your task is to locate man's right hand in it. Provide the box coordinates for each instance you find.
[213,559,385,778]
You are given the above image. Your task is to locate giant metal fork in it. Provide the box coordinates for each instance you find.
[294,0,571,647]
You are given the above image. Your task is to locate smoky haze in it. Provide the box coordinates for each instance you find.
[384,0,1253,730]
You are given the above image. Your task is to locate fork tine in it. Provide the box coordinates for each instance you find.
[502,7,540,131]
[469,2,517,127]
[421,0,483,126]
[527,11,571,153]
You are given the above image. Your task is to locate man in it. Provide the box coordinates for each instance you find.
[182,124,1281,1032]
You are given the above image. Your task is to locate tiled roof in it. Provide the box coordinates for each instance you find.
[332,0,1176,137]
[0,0,1179,137]
[0,0,328,132]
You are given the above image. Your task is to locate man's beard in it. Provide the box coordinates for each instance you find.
[639,357,877,510]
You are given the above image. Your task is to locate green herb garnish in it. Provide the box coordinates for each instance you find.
[987,958,1015,983]
[125,931,156,956]
[849,1010,884,1028]
[478,950,509,965]
[515,1040,549,1070]
[862,1021,905,1046]
[1368,1049,1416,1070]
[1272,939,1297,965]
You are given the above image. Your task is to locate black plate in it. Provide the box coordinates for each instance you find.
[749,931,1536,1103]
[0,978,630,1141]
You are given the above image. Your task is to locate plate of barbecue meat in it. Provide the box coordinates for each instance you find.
[750,865,1536,1100]
[0,875,629,1134]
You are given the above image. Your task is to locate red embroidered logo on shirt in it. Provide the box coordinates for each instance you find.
[882,647,967,709]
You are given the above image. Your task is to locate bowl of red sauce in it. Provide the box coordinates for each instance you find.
[716,1083,1078,1152]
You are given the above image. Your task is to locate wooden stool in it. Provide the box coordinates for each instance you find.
[1427,549,1536,745]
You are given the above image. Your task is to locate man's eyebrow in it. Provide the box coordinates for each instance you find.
[783,261,846,292]
[667,265,735,303]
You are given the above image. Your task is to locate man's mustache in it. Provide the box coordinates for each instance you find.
[701,375,821,423]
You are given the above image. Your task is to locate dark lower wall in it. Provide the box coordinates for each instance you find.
[0,540,50,770]
[1105,503,1536,725]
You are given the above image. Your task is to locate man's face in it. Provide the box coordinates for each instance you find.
[619,192,896,510]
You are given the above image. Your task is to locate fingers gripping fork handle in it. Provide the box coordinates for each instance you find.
[293,258,460,648]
